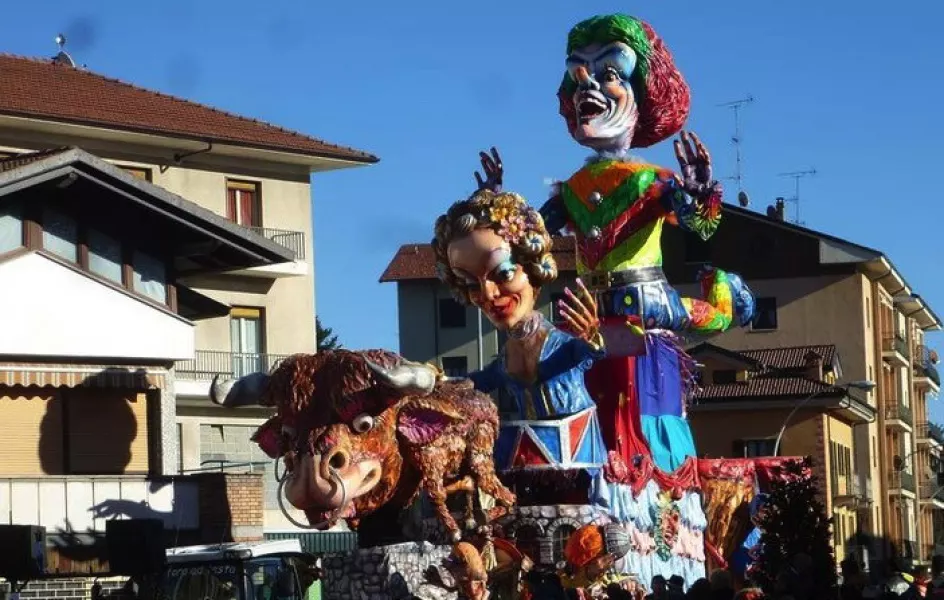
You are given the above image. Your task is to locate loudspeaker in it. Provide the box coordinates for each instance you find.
[0,525,46,579]
[106,519,166,575]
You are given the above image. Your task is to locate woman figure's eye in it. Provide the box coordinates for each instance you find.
[602,68,621,84]
[352,414,374,434]
[493,261,517,283]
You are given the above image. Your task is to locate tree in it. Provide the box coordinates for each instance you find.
[316,316,341,352]
[752,457,837,598]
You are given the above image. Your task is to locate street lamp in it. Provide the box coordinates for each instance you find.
[773,380,876,457]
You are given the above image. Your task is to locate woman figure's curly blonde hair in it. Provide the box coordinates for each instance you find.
[432,190,557,305]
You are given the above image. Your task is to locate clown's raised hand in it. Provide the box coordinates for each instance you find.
[473,147,503,193]
[673,131,720,199]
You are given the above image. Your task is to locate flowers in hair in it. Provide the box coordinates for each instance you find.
[498,215,527,244]
[524,233,545,254]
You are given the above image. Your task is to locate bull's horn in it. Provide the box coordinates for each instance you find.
[210,372,271,407]
[366,360,438,397]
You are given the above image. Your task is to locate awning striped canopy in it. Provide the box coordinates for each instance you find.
[0,362,167,389]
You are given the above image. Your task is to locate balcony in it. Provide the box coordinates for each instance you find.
[888,469,917,494]
[915,346,941,392]
[832,476,871,506]
[885,402,914,429]
[883,332,911,367]
[175,350,291,398]
[228,226,308,279]
[0,475,199,533]
[919,480,944,508]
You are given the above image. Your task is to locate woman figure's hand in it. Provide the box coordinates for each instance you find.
[557,278,600,342]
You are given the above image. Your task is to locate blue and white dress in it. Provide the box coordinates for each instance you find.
[468,317,608,473]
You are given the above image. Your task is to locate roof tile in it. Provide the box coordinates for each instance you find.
[0,55,377,163]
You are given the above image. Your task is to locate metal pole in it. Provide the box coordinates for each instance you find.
[477,309,484,370]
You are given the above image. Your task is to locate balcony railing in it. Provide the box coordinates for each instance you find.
[885,402,914,425]
[176,350,292,380]
[888,469,917,492]
[0,476,199,533]
[920,480,944,502]
[883,332,911,359]
[915,345,941,388]
[244,226,306,260]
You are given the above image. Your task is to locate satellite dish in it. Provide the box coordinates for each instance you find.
[737,190,750,207]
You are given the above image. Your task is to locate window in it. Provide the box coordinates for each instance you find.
[866,296,871,328]
[120,166,152,182]
[441,356,468,377]
[734,438,776,457]
[231,307,265,377]
[514,525,541,563]
[87,228,123,284]
[553,524,577,564]
[0,201,22,254]
[438,298,467,329]
[226,180,261,227]
[712,369,739,384]
[42,207,78,262]
[685,237,712,263]
[132,250,167,303]
[64,389,150,475]
[751,297,778,331]
[551,292,567,324]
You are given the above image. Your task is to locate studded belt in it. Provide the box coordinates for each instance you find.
[584,266,667,291]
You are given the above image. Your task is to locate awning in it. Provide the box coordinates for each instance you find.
[0,362,167,389]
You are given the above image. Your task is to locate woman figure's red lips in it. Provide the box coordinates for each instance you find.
[487,296,518,319]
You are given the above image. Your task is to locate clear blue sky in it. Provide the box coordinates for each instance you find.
[3,0,942,409]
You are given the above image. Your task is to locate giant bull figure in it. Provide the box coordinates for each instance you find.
[211,349,516,541]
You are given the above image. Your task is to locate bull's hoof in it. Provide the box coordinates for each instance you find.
[451,530,463,543]
[464,517,478,530]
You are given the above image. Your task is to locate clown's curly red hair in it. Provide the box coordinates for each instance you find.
[558,14,690,149]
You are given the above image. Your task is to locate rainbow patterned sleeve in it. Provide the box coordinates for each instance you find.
[657,170,722,241]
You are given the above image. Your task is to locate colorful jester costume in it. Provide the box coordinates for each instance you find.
[534,13,758,587]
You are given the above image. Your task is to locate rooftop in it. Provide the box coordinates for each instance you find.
[0,54,377,165]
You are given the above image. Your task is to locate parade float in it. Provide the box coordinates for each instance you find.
[210,12,806,600]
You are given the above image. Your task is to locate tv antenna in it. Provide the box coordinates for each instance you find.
[52,33,77,67]
[778,168,817,225]
[718,95,754,203]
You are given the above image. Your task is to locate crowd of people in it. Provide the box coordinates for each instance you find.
[517,553,944,600]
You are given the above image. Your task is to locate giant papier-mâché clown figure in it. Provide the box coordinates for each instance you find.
[469,13,759,587]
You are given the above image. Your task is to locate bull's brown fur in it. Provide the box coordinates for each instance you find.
[255,349,516,540]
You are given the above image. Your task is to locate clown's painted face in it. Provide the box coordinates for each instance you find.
[564,42,640,152]
[447,228,536,331]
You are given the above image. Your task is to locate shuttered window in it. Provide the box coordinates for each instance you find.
[0,389,63,475]
[65,389,150,474]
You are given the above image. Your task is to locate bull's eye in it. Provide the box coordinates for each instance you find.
[352,413,374,434]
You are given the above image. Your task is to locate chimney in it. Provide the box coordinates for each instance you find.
[775,197,786,221]
[803,351,824,382]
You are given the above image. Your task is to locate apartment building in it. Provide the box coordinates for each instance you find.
[381,201,941,568]
[0,48,376,568]
[663,202,942,568]
[686,342,875,567]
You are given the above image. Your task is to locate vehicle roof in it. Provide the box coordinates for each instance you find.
[166,539,303,563]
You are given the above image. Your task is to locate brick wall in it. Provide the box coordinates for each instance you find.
[0,577,131,600]
[189,471,264,543]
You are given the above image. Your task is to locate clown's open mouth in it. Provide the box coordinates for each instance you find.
[578,95,607,122]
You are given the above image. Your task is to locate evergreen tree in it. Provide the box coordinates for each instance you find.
[316,316,341,352]
[752,457,837,598]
